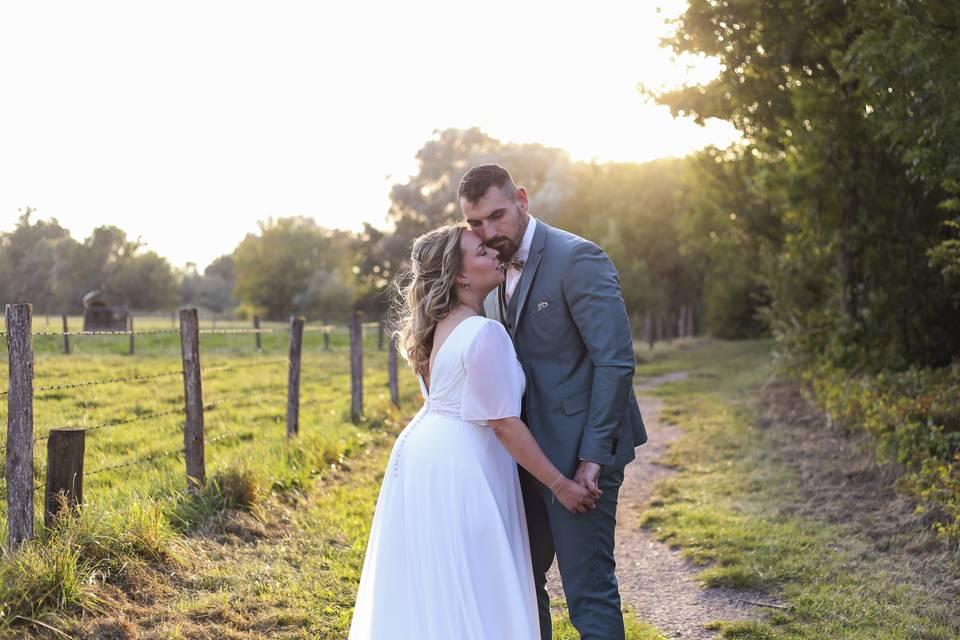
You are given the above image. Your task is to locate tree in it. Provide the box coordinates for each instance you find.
[0,209,72,311]
[1,211,180,312]
[678,146,783,338]
[652,0,960,368]
[233,217,356,320]
[107,250,179,310]
[554,159,694,329]
[357,128,572,294]
[845,1,960,283]
[350,128,572,319]
[180,255,239,316]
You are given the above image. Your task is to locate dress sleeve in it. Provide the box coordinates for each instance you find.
[460,320,526,422]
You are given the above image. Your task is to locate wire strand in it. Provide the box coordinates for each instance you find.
[31,369,185,394]
[201,358,289,375]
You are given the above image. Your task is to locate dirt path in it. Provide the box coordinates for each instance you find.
[546,372,762,639]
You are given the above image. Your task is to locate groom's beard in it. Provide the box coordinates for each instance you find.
[486,235,520,261]
[484,209,527,260]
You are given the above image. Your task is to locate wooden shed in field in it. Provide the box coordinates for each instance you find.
[82,290,129,331]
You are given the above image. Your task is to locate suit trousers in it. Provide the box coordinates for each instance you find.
[520,465,625,640]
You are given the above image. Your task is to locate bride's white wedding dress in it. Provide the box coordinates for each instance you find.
[349,316,540,640]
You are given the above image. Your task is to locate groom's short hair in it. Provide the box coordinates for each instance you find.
[458,164,517,204]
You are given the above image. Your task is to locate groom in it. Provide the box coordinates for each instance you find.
[459,164,646,640]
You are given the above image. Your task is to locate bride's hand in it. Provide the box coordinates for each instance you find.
[554,477,597,514]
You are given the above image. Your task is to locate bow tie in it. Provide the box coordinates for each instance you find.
[507,257,525,271]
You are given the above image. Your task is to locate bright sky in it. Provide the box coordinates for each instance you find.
[0,0,736,271]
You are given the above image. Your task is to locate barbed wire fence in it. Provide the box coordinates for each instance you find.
[1,304,401,550]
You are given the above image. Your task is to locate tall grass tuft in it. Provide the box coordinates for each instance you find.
[0,499,185,635]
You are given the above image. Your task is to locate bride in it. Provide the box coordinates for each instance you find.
[349,225,598,640]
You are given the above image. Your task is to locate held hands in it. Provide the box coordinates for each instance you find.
[573,461,603,500]
[550,461,604,514]
[553,476,597,514]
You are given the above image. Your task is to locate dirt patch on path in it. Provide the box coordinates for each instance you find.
[547,372,764,639]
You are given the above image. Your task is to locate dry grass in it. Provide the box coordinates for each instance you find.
[752,379,960,596]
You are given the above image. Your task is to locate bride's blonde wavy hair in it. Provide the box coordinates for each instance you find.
[392,224,467,377]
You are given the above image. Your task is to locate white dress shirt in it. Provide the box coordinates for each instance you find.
[505,216,538,306]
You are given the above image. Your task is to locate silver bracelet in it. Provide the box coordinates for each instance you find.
[549,473,565,502]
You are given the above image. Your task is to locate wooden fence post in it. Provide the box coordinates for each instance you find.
[388,333,400,408]
[323,326,331,352]
[378,320,385,351]
[678,306,687,339]
[286,316,305,438]
[179,308,205,494]
[128,314,135,355]
[44,428,85,528]
[350,311,364,423]
[253,315,262,351]
[6,303,34,549]
[61,313,70,355]
[686,306,695,337]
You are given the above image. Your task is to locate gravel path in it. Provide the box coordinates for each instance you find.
[546,372,762,638]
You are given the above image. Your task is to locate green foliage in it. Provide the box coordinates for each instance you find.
[0,209,179,313]
[846,2,960,280]
[677,147,782,338]
[355,128,572,310]
[653,0,960,369]
[555,158,696,325]
[929,219,960,287]
[233,216,358,320]
[179,255,238,315]
[374,131,726,335]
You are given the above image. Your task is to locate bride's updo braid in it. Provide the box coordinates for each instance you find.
[392,225,466,377]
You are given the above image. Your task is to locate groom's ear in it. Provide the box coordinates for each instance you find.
[516,187,529,213]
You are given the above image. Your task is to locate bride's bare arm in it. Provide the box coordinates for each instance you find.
[487,417,598,514]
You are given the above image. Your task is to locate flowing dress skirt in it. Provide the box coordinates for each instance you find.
[349,405,541,640]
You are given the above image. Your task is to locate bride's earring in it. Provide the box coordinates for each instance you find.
[458,279,470,290]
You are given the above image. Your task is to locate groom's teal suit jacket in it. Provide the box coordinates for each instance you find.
[483,220,646,475]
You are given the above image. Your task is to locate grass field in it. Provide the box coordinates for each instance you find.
[4,330,956,638]
[0,322,674,638]
[0,315,423,637]
[0,317,394,529]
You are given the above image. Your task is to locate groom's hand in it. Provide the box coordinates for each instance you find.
[574,461,603,499]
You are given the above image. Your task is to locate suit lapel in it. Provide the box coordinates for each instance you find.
[509,221,547,338]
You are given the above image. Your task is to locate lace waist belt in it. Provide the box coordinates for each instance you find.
[424,405,462,419]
